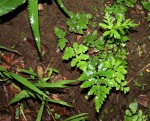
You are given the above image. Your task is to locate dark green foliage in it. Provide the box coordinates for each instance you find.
[116,0,137,7]
[67,12,92,34]
[55,0,138,113]
[63,42,89,71]
[99,12,138,39]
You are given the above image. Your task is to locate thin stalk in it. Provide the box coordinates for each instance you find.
[56,0,71,17]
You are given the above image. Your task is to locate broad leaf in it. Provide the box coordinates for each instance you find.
[0,0,26,16]
[141,1,150,11]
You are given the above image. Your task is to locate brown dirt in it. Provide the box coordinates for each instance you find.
[0,0,150,121]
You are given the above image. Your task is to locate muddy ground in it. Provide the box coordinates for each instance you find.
[0,0,150,121]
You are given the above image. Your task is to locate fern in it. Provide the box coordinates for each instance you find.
[116,0,137,8]
[67,12,92,34]
[105,4,127,18]
[124,101,147,121]
[79,52,129,112]
[99,12,138,39]
[63,43,89,71]
[54,27,68,50]
[83,30,98,47]
[55,0,138,113]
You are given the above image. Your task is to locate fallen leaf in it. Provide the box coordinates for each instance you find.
[37,65,44,78]
[11,57,23,66]
[137,95,149,107]
[77,35,82,41]
[1,55,10,64]
[2,63,10,70]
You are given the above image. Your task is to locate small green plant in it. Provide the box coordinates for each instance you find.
[124,101,147,121]
[116,0,137,7]
[56,0,92,34]
[0,65,76,120]
[54,27,68,50]
[63,42,89,72]
[55,0,138,113]
[99,12,137,39]
[134,79,147,90]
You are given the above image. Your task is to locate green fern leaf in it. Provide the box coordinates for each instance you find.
[83,30,98,47]
[67,13,92,34]
[58,39,68,51]
[28,0,42,55]
[94,86,110,112]
[58,38,68,50]
[73,43,88,54]
[54,27,68,50]
[54,27,66,38]
[77,61,88,72]
[63,47,75,60]
[81,79,95,88]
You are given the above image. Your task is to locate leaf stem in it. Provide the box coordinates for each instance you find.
[56,0,71,17]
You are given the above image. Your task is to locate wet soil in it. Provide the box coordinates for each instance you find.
[0,0,150,121]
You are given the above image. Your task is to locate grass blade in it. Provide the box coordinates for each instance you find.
[0,45,21,55]
[36,101,45,121]
[64,113,87,121]
[47,98,72,107]
[10,90,31,104]
[34,80,77,88]
[10,73,48,98]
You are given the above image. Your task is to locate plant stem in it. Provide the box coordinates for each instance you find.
[56,0,70,17]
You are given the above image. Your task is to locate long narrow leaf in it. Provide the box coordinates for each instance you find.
[0,0,26,16]
[34,80,77,88]
[142,1,150,11]
[47,98,72,107]
[19,68,38,77]
[0,66,7,72]
[10,73,48,98]
[28,0,42,55]
[10,90,31,104]
[36,101,45,121]
[64,113,87,121]
[0,45,21,55]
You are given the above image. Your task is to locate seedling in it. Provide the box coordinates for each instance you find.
[134,79,147,90]
[124,101,147,121]
[56,0,92,34]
